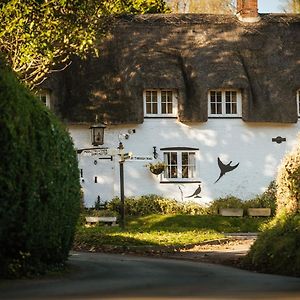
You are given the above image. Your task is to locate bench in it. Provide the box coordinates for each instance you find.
[85,216,117,226]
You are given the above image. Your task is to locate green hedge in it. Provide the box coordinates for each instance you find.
[244,214,300,276]
[0,61,81,277]
[107,195,207,216]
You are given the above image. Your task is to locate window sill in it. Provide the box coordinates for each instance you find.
[208,116,242,119]
[144,116,178,119]
[160,180,201,184]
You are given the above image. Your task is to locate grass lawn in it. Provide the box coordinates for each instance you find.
[74,214,271,249]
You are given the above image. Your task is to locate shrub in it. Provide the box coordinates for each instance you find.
[244,214,300,276]
[207,196,244,214]
[0,61,81,277]
[107,195,206,216]
[244,181,277,215]
[276,140,300,215]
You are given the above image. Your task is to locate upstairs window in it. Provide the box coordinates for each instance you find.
[160,148,199,182]
[36,90,51,109]
[144,89,177,117]
[208,90,242,117]
[297,90,300,117]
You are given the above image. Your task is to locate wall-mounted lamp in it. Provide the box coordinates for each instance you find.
[90,117,106,146]
[153,146,158,159]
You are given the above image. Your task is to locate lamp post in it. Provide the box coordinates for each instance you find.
[118,142,125,229]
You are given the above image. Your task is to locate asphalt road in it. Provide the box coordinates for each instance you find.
[1,251,300,300]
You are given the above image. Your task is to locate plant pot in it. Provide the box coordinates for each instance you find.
[219,208,244,217]
[149,166,165,175]
[247,208,271,217]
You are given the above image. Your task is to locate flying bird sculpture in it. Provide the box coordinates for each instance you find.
[186,183,202,198]
[215,157,239,183]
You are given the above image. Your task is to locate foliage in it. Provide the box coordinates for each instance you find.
[244,214,300,277]
[147,162,167,175]
[276,139,300,215]
[0,0,169,87]
[166,0,235,14]
[243,181,277,216]
[207,196,244,214]
[0,61,81,278]
[107,194,207,216]
[281,0,300,13]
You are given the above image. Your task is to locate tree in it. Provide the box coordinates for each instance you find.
[165,0,235,14]
[0,0,169,88]
[281,0,300,13]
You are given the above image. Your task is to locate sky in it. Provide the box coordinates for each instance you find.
[259,0,284,13]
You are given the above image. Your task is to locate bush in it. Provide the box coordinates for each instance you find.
[244,181,277,215]
[244,214,300,276]
[0,61,81,277]
[107,195,206,216]
[276,140,300,215]
[207,196,244,214]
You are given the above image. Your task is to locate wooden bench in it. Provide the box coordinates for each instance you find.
[85,216,117,226]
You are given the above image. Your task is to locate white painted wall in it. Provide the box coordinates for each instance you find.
[70,119,300,207]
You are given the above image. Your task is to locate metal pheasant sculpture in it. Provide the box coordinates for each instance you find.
[185,183,202,198]
[214,157,239,183]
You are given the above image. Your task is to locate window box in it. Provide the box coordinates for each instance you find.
[219,208,244,217]
[247,208,271,217]
[208,90,242,117]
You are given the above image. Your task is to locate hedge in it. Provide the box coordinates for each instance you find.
[0,60,81,277]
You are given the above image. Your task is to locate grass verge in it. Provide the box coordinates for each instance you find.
[74,214,270,251]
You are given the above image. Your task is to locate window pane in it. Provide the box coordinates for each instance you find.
[226,102,231,114]
[298,90,300,116]
[210,91,222,114]
[181,152,195,179]
[161,90,173,115]
[145,90,158,114]
[152,102,158,114]
[217,103,222,114]
[164,152,178,179]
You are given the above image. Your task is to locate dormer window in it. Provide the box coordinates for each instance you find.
[144,89,177,117]
[297,90,300,117]
[208,90,242,117]
[36,90,51,109]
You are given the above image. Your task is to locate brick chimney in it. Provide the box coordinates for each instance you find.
[237,0,260,22]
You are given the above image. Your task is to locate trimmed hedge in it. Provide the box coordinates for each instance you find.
[0,61,81,277]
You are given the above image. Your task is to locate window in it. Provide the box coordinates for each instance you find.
[208,90,242,117]
[297,90,300,117]
[144,89,177,117]
[36,90,51,108]
[161,149,198,182]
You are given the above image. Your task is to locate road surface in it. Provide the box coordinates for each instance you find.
[1,251,300,299]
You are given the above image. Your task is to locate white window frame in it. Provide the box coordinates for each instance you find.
[37,90,51,109]
[143,89,178,117]
[161,149,199,182]
[297,90,300,117]
[208,89,242,117]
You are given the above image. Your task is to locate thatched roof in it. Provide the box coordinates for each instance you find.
[44,13,300,124]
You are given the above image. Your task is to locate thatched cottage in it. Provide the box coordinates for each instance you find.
[42,0,300,207]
